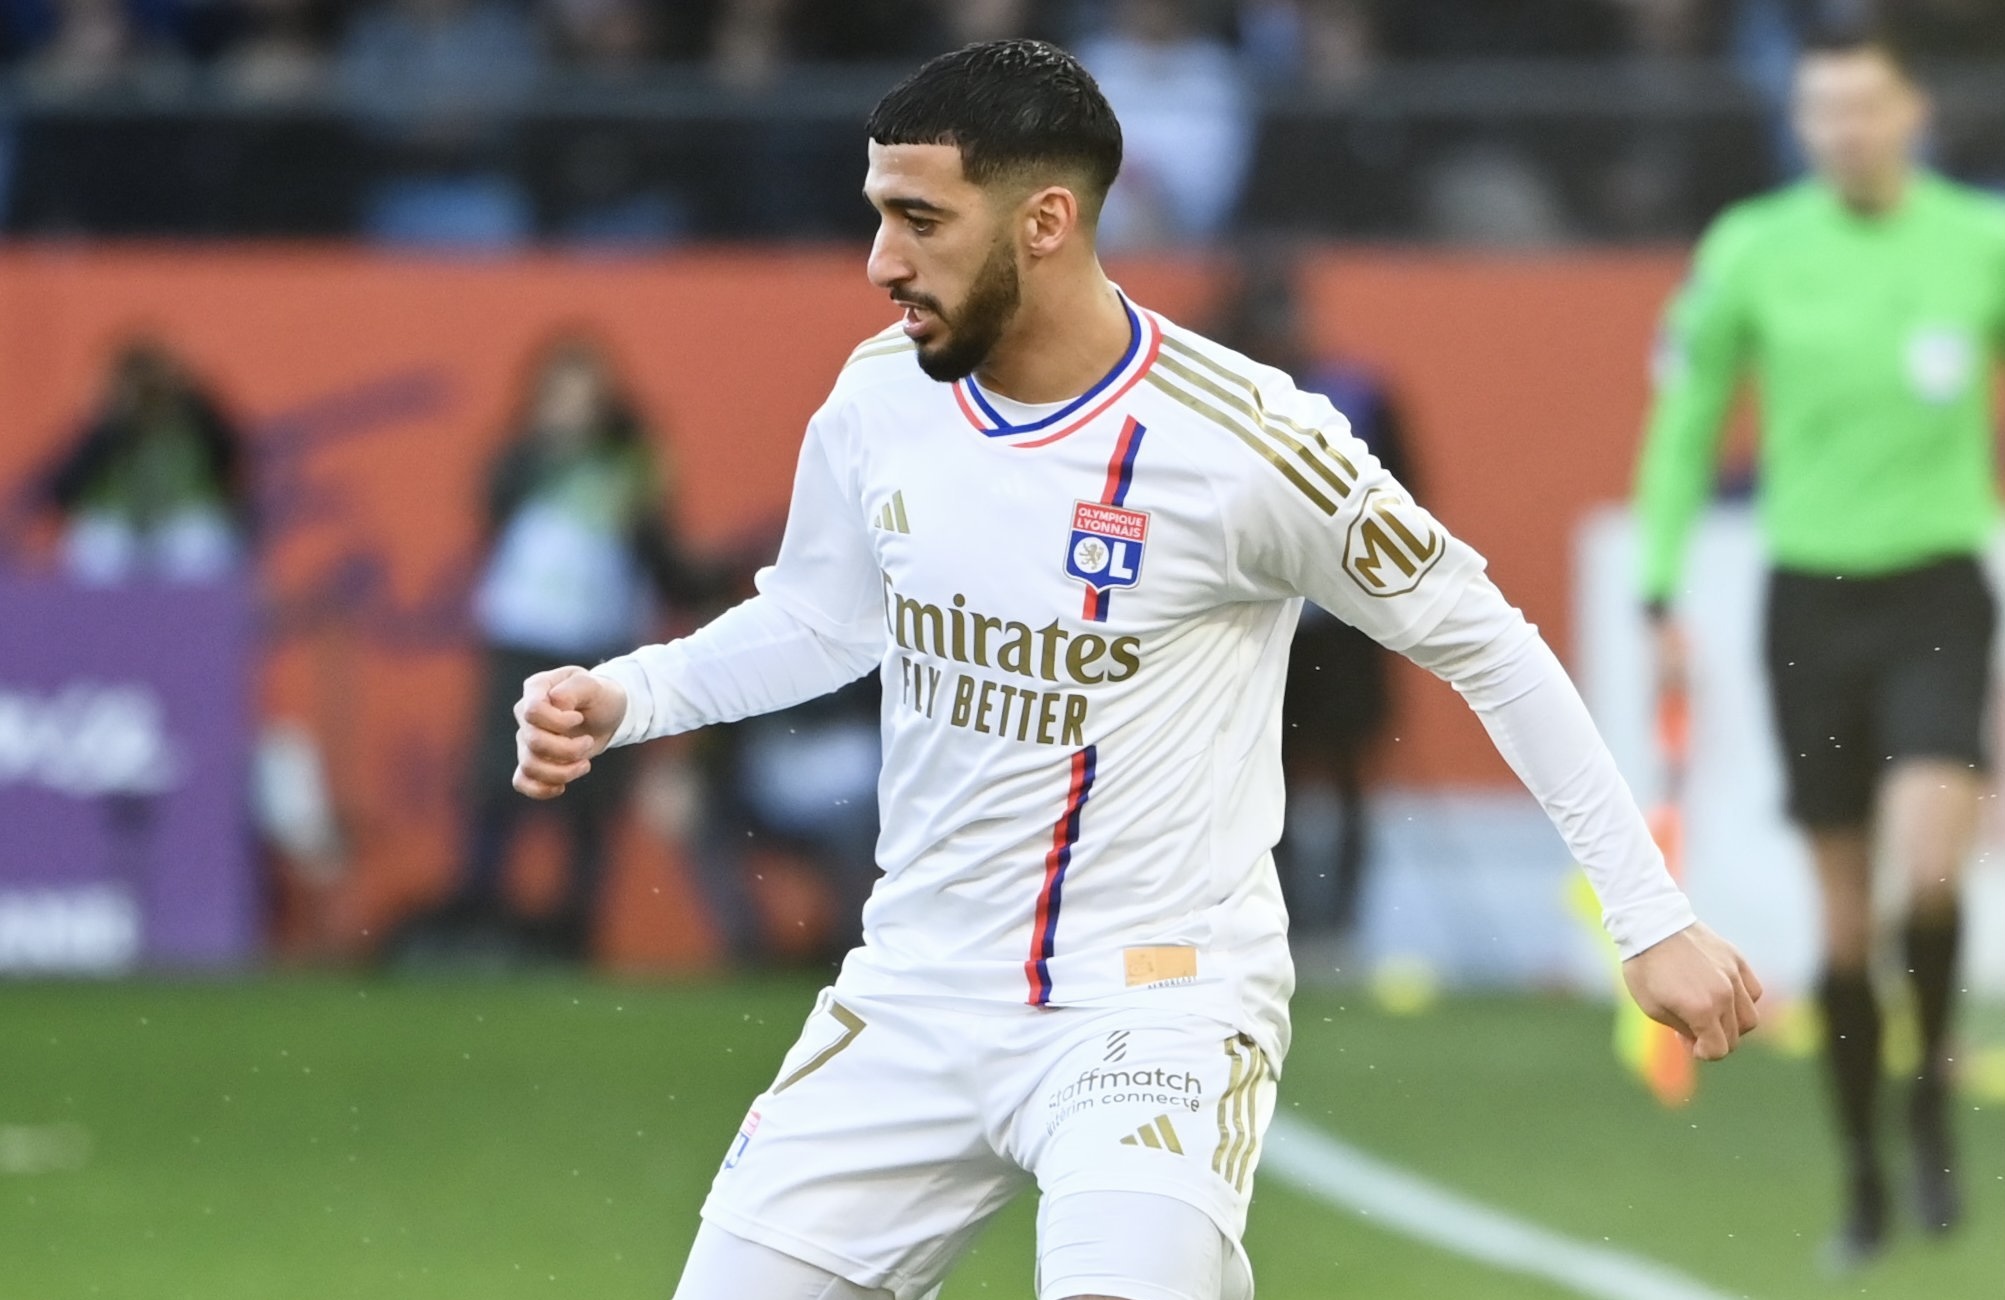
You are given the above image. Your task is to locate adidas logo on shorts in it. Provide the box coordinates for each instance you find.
[1118,1115,1185,1155]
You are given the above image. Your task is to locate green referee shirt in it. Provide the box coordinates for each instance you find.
[1635,172,2005,602]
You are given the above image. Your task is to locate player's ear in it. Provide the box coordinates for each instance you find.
[1020,185,1079,259]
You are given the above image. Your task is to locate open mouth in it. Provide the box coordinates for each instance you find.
[897,301,940,341]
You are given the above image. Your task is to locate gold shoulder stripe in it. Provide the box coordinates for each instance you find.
[1145,373,1339,516]
[846,323,913,360]
[850,322,905,350]
[1155,349,1352,501]
[1160,336,1361,483]
[844,339,916,369]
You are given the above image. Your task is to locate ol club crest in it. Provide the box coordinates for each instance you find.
[1065,501,1149,593]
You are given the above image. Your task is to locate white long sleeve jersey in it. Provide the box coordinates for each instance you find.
[598,297,1694,1064]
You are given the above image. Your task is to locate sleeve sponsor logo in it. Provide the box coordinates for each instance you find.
[1343,487,1444,597]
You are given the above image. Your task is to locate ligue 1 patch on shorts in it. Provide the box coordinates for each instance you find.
[1124,945,1197,988]
[1066,501,1149,593]
[723,1109,760,1170]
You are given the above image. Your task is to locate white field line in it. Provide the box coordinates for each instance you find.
[1262,1114,1747,1300]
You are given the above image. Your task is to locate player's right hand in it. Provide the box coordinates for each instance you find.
[511,667,628,800]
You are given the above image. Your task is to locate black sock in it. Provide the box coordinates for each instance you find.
[1903,903,1963,1091]
[1818,967,1884,1173]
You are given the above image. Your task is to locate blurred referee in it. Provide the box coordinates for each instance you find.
[1635,25,2005,1266]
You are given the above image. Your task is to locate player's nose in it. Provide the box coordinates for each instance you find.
[866,228,912,291]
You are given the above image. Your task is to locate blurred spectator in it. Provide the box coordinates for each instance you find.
[1590,1,1728,237]
[1884,0,2005,55]
[337,0,540,102]
[337,0,543,246]
[937,0,1033,46]
[1241,0,1378,89]
[546,0,655,75]
[710,0,1029,89]
[689,677,883,968]
[705,0,1039,237]
[395,332,718,965]
[1079,0,1253,248]
[1883,0,2005,184]
[215,0,337,101]
[1213,251,1412,951]
[17,0,184,94]
[1422,143,1572,245]
[541,0,688,242]
[709,0,783,89]
[35,336,253,585]
[1610,0,1719,57]
[1373,0,1630,58]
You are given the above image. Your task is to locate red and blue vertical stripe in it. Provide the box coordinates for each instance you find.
[1081,416,1148,623]
[1025,744,1098,1005]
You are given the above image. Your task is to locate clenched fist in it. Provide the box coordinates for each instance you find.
[511,667,629,800]
[1622,922,1763,1061]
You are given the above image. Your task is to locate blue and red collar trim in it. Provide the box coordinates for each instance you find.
[952,295,1162,449]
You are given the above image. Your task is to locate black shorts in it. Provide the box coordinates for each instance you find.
[1763,556,1996,828]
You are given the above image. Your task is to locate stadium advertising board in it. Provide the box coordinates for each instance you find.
[0,577,257,972]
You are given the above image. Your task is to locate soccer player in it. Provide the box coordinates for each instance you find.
[1635,25,2005,1267]
[517,40,1759,1300]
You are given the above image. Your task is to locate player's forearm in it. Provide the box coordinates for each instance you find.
[1406,581,1696,958]
[594,593,880,748]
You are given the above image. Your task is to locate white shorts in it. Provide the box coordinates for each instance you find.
[697,988,1280,1300]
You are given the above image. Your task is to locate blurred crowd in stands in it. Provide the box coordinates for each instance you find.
[1,0,2001,243]
[5,0,2004,95]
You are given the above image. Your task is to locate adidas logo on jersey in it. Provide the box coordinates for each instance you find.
[1119,1115,1185,1154]
[874,491,911,534]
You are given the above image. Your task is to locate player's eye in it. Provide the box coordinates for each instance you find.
[907,217,936,236]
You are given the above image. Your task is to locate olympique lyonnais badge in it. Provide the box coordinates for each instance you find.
[1066,500,1149,592]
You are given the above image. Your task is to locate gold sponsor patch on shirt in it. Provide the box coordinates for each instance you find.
[1124,945,1198,987]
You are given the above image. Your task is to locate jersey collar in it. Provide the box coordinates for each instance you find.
[952,293,1162,449]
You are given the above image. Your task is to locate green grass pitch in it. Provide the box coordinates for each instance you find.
[1,976,1998,1298]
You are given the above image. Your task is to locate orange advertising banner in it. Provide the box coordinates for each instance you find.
[0,247,1684,966]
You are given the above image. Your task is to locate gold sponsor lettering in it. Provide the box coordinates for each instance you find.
[1036,691,1063,745]
[874,582,1148,745]
[1065,632,1108,683]
[1061,694,1087,747]
[1107,636,1142,682]
[1036,620,1070,682]
[997,621,1034,676]
[973,613,1005,667]
[895,593,945,655]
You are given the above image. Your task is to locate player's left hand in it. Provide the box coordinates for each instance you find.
[1621,922,1762,1062]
